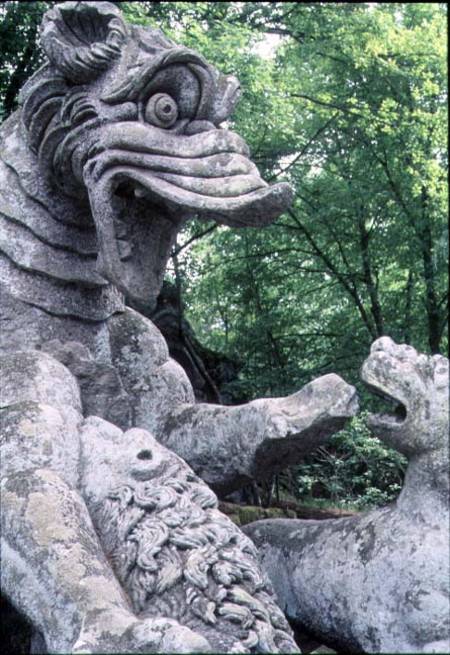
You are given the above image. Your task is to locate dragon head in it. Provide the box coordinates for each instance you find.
[18,1,292,309]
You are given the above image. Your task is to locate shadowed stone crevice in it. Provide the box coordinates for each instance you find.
[0,595,33,655]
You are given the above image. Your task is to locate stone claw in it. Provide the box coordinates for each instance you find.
[71,612,212,654]
[249,373,359,481]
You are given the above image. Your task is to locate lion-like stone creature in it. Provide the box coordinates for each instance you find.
[0,2,359,652]
[1,350,299,653]
[244,337,450,654]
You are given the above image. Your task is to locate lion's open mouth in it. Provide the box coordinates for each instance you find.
[361,378,407,428]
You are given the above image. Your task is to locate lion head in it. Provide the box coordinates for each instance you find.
[361,337,449,459]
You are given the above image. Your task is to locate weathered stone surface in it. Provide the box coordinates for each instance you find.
[159,374,359,495]
[109,309,358,493]
[244,338,450,654]
[0,0,356,499]
[218,501,357,527]
[81,419,299,653]
[1,349,299,653]
[108,308,195,434]
[0,0,338,495]
[41,339,132,431]
[0,1,358,652]
[0,0,292,315]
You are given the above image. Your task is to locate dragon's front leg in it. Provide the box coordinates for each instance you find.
[109,309,359,496]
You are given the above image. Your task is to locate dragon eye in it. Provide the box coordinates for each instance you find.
[144,93,178,128]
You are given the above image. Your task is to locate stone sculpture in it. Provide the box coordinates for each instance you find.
[0,2,359,652]
[0,0,358,496]
[1,350,299,653]
[244,337,450,654]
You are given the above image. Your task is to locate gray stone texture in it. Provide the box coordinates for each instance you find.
[0,0,357,496]
[108,308,359,494]
[244,337,450,654]
[1,349,299,653]
[0,2,324,652]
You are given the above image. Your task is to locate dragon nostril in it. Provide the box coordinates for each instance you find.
[137,449,153,461]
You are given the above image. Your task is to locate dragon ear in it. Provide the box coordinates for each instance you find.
[40,1,127,84]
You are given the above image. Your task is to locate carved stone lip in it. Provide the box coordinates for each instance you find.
[361,360,408,430]
[85,122,293,226]
[120,167,292,226]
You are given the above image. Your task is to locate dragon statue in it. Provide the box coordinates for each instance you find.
[0,2,359,653]
[245,337,450,654]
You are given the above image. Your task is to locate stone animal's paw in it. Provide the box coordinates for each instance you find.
[156,623,212,653]
[272,373,359,433]
[250,373,358,477]
[71,613,212,654]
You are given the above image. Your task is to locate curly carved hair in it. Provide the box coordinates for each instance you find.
[91,463,298,653]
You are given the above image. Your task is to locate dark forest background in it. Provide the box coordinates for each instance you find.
[0,2,447,510]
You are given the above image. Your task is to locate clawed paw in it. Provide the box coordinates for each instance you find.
[72,613,212,654]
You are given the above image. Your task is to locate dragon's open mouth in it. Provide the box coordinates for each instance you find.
[84,123,293,306]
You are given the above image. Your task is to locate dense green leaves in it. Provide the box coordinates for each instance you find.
[173,2,448,396]
[291,414,407,510]
[0,2,50,120]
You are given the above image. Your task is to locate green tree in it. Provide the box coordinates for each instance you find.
[178,2,447,401]
[0,2,51,120]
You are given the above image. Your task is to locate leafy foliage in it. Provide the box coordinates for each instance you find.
[290,414,407,510]
[0,2,52,120]
[177,2,447,397]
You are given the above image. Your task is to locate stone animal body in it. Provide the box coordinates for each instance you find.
[1,350,298,653]
[245,337,450,654]
[0,2,358,653]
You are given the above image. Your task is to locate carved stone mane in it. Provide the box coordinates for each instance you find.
[90,447,296,653]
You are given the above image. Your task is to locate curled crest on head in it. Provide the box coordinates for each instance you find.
[40,2,128,84]
[20,1,240,168]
